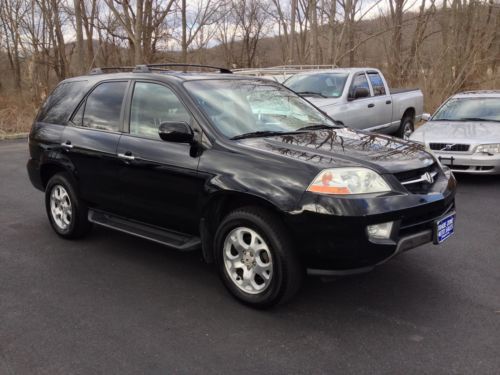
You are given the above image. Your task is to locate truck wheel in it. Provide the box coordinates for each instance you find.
[396,115,414,140]
[214,207,303,308]
[45,173,91,239]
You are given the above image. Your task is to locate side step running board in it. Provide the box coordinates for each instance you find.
[88,209,201,251]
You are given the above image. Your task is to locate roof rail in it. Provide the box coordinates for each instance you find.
[233,64,338,75]
[88,63,232,75]
[145,63,232,74]
[89,66,135,75]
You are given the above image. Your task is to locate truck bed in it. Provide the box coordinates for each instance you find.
[390,88,420,95]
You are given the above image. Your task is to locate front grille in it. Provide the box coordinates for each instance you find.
[399,202,455,237]
[394,163,441,194]
[429,143,470,152]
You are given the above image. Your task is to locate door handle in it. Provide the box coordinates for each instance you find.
[368,103,375,108]
[61,141,73,149]
[118,152,135,161]
[386,100,392,104]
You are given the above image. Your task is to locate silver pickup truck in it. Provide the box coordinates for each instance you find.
[284,68,424,139]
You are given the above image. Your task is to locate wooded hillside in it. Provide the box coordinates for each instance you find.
[0,0,499,134]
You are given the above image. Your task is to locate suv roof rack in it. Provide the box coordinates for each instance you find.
[145,63,232,74]
[89,63,232,75]
[89,66,135,75]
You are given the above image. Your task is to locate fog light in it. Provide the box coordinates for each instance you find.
[367,222,394,240]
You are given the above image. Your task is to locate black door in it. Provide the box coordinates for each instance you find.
[116,81,203,234]
[61,80,128,210]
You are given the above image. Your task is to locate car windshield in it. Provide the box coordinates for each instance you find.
[184,79,338,139]
[433,97,500,122]
[284,73,348,98]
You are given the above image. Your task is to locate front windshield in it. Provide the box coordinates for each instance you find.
[284,73,348,98]
[433,97,500,122]
[184,79,337,138]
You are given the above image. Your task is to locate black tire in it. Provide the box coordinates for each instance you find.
[396,115,415,140]
[45,173,91,239]
[214,206,303,308]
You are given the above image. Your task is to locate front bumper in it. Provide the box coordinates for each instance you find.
[284,175,456,273]
[433,151,500,174]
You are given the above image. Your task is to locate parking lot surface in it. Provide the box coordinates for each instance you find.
[1,139,499,374]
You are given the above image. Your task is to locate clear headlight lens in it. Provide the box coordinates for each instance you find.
[475,144,500,154]
[307,167,391,195]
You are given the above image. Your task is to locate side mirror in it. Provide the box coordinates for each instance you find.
[158,121,194,143]
[349,87,370,101]
[421,113,431,121]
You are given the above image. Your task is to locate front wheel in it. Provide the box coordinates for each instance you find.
[45,173,91,239]
[214,207,303,308]
[396,115,415,140]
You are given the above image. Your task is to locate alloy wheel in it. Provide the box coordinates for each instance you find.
[223,226,273,294]
[50,184,72,231]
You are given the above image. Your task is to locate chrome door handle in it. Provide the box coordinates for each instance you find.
[118,153,135,161]
[61,141,73,149]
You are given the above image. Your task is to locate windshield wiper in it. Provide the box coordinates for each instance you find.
[230,130,301,140]
[296,124,337,131]
[458,117,499,122]
[296,91,327,98]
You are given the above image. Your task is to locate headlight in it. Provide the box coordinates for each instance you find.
[475,144,500,154]
[307,167,391,195]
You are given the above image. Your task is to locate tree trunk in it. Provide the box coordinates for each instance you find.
[73,0,84,74]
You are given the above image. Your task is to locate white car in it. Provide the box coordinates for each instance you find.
[410,91,500,174]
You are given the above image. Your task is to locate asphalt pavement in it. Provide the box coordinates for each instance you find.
[1,139,499,374]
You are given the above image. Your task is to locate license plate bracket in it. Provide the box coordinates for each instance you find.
[433,212,456,244]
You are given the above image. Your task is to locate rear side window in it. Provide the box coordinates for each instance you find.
[74,81,127,132]
[37,81,89,124]
[367,72,386,96]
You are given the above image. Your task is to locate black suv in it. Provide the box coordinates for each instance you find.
[27,64,456,307]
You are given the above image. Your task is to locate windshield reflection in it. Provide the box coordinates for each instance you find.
[184,79,336,138]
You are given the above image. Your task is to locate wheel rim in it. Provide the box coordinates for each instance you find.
[403,121,413,140]
[50,184,72,231]
[223,227,273,295]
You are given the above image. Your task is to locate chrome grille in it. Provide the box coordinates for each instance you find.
[429,143,470,152]
[394,163,441,194]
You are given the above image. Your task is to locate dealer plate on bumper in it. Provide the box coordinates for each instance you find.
[434,212,456,244]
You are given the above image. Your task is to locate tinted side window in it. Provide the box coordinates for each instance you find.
[349,74,370,98]
[368,73,386,96]
[82,81,127,132]
[37,81,89,124]
[130,82,191,139]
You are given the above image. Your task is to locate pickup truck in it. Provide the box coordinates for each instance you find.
[284,68,424,139]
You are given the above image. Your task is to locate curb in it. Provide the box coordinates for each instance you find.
[0,132,29,141]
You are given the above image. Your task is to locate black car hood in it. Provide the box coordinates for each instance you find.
[239,128,434,174]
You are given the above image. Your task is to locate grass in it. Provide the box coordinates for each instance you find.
[0,94,37,135]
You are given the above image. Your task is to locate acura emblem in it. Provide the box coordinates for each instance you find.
[422,172,434,184]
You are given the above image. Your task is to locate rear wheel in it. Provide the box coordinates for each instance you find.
[396,115,414,140]
[214,207,303,308]
[45,173,91,239]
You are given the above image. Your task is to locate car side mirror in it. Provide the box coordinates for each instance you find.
[349,87,370,101]
[158,121,194,143]
[421,113,431,121]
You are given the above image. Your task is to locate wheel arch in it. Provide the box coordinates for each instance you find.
[40,163,75,190]
[199,191,288,263]
[401,107,416,122]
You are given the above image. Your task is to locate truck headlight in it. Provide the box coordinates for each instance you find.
[307,167,391,195]
[475,144,500,155]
